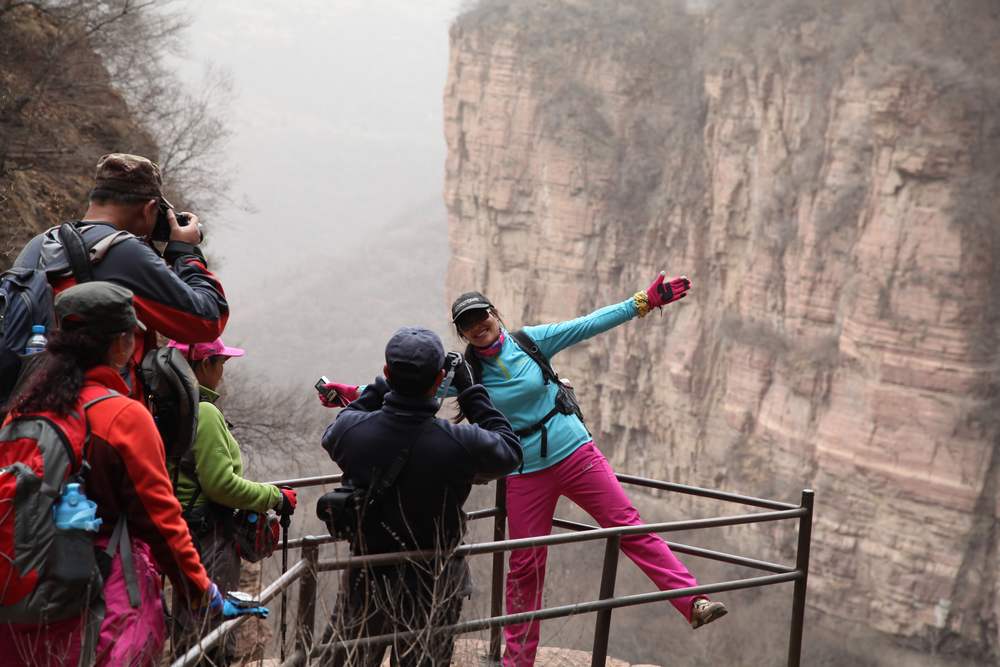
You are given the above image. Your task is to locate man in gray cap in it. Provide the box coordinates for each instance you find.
[320,327,522,666]
[12,153,228,403]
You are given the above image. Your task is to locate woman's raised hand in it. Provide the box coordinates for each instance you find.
[646,272,691,310]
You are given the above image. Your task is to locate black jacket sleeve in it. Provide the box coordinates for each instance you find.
[451,384,522,483]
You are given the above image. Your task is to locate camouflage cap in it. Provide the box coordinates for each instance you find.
[93,153,166,202]
[55,281,146,334]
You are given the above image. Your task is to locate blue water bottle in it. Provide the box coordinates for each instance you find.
[53,483,103,532]
[24,325,47,355]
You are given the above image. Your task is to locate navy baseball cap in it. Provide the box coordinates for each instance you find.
[384,327,446,394]
[451,291,493,323]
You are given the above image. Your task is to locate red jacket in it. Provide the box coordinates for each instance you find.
[72,366,210,600]
[15,224,229,401]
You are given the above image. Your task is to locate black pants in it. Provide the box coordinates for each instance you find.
[319,558,469,667]
[170,524,241,665]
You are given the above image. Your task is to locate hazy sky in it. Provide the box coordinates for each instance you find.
[171,1,463,386]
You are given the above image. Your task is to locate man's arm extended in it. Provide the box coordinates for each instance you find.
[320,376,390,461]
[452,384,522,482]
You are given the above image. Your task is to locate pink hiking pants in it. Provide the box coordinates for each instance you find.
[502,442,701,667]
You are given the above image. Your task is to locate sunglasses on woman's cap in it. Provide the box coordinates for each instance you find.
[456,308,491,331]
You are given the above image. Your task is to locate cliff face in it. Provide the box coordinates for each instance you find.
[0,6,156,270]
[446,0,1000,658]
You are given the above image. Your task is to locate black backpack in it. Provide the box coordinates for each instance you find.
[0,224,96,409]
[139,346,200,465]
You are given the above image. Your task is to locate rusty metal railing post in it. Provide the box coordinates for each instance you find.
[591,535,621,667]
[488,477,508,664]
[787,489,814,667]
[295,537,320,659]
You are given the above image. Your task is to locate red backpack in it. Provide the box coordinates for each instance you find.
[0,387,117,623]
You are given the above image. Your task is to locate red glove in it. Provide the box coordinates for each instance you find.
[646,272,691,309]
[277,486,297,515]
[318,382,359,408]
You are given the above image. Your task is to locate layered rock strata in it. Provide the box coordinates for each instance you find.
[445,0,1000,659]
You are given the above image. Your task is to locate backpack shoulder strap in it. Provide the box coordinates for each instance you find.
[105,514,140,608]
[58,222,95,284]
[75,389,120,481]
[82,390,120,411]
[368,419,433,495]
[464,344,484,385]
[176,447,203,514]
[511,329,559,384]
[82,389,140,609]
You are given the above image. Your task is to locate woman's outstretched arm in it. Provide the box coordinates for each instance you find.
[524,272,691,358]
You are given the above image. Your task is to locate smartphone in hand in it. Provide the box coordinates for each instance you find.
[315,376,340,405]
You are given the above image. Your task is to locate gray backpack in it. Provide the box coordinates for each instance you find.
[0,391,118,623]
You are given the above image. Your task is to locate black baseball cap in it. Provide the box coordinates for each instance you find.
[384,327,446,395]
[55,281,146,333]
[451,291,493,323]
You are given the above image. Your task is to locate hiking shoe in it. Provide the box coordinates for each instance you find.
[690,598,728,629]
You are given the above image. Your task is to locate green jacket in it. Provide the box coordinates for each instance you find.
[172,386,280,513]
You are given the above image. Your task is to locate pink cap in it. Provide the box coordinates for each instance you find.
[167,337,245,362]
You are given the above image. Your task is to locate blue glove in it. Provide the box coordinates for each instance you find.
[206,582,225,615]
[222,594,269,618]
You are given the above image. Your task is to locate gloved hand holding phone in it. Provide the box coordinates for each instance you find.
[315,376,360,408]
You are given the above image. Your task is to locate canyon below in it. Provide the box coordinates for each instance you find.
[2,1,999,664]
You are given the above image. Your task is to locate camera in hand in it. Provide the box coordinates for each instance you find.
[316,484,363,540]
[151,200,194,243]
[443,351,462,371]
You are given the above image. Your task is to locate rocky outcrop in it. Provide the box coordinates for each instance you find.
[445,0,1000,660]
[0,5,156,270]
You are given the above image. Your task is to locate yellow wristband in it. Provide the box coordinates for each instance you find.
[633,291,651,318]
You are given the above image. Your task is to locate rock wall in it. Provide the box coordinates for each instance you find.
[445,0,1000,659]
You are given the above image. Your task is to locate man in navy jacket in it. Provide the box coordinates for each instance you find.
[320,326,521,667]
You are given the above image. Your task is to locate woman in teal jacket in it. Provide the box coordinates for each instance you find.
[321,273,728,666]
[167,338,297,665]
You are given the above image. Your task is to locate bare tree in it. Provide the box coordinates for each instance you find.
[151,65,235,215]
[0,0,234,216]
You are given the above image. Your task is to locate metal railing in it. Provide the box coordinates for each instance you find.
[170,473,814,667]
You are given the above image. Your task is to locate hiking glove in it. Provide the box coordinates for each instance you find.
[318,382,359,408]
[278,486,298,516]
[194,582,225,615]
[636,272,691,316]
[451,355,475,393]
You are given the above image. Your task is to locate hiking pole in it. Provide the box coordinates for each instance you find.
[279,506,291,662]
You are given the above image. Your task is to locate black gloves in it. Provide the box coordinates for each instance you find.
[450,354,475,393]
